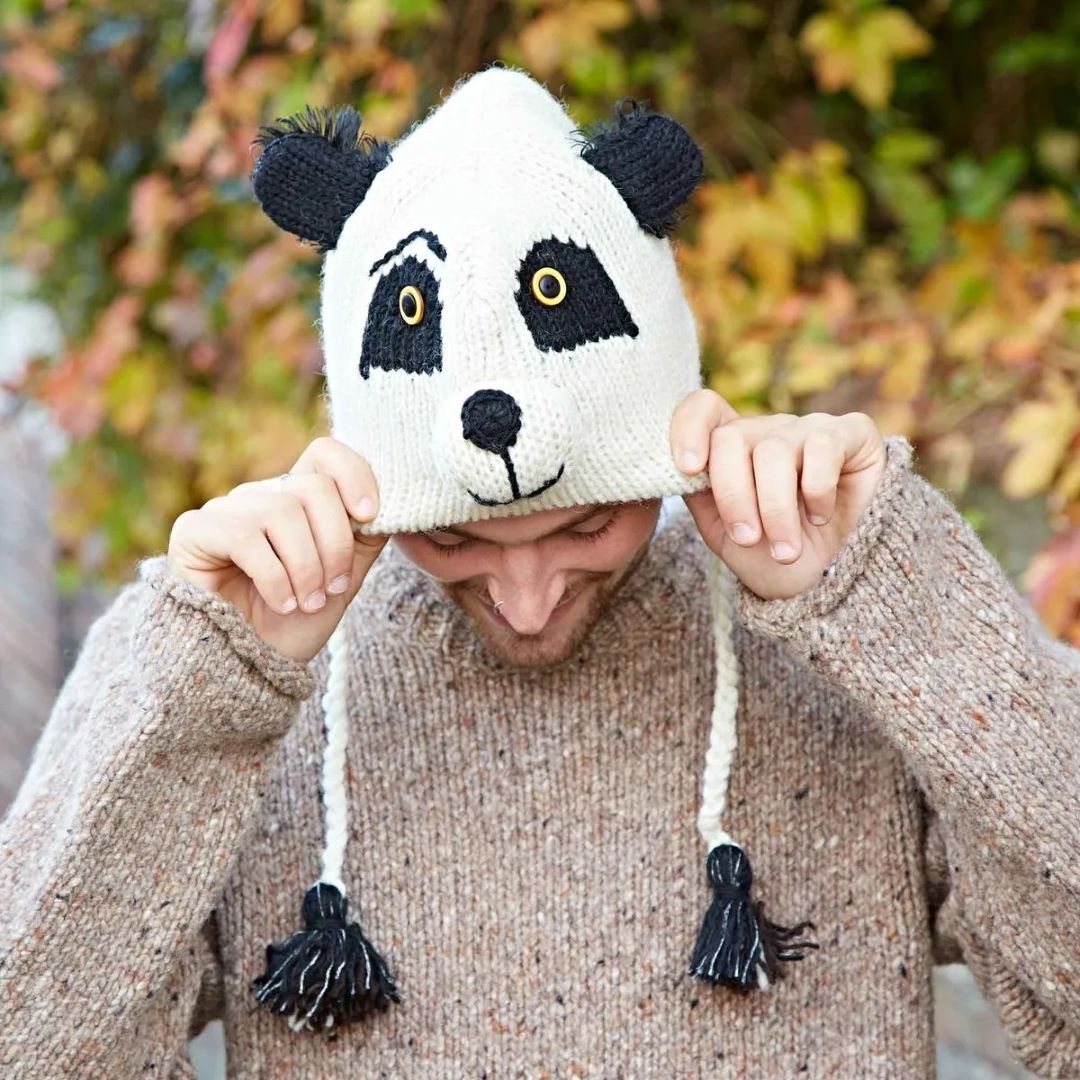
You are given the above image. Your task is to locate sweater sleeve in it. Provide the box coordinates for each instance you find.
[736,435,1080,1077]
[0,555,315,1079]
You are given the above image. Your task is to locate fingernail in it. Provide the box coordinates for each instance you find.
[679,451,701,473]
[304,589,326,612]
[730,523,757,545]
[281,595,298,614]
[353,497,376,519]
[327,574,350,595]
[771,542,796,561]
[808,514,827,526]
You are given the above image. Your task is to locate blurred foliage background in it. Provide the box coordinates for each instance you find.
[0,0,1078,642]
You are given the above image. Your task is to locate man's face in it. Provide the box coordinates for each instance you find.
[392,499,662,669]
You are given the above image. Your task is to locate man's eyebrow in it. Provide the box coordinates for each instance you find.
[368,229,447,276]
[437,505,611,541]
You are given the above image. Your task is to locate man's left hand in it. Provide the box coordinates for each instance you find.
[672,390,887,600]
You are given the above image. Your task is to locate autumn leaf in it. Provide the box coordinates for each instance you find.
[518,0,632,78]
[1002,374,1080,498]
[801,5,932,109]
[1024,530,1080,646]
[785,341,852,395]
[879,330,932,402]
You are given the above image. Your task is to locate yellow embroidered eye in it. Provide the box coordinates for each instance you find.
[398,285,424,325]
[531,267,566,306]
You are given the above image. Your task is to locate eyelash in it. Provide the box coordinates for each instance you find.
[427,515,616,555]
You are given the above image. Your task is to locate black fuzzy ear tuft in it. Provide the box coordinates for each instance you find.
[251,105,393,253]
[574,100,703,238]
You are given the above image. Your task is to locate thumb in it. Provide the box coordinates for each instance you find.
[343,531,390,604]
[683,489,728,559]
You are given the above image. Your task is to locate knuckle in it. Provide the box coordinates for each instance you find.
[757,498,795,524]
[752,435,791,463]
[713,488,753,513]
[273,492,306,521]
[804,429,840,455]
[290,558,324,590]
[172,508,197,532]
[711,419,740,440]
[323,537,355,564]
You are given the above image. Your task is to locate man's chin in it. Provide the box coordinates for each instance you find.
[474,624,586,670]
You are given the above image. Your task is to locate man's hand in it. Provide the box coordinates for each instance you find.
[167,437,387,662]
[672,390,887,600]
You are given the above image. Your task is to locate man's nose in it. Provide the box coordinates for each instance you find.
[488,557,567,635]
[461,389,522,456]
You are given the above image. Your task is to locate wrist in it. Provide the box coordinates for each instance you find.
[138,554,315,700]
[736,435,916,637]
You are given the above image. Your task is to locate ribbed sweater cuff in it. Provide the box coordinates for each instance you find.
[137,554,315,701]
[736,435,916,637]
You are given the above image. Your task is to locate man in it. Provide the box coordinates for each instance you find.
[2,66,1078,1078]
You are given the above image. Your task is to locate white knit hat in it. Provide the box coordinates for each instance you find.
[248,64,815,1032]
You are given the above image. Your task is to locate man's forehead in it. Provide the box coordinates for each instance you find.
[431,503,614,542]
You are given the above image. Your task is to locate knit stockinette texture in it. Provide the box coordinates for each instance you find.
[309,65,710,535]
[2,437,1078,1077]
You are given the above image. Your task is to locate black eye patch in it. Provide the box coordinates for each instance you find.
[359,254,443,379]
[515,237,638,353]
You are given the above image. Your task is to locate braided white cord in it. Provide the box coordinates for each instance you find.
[319,621,351,893]
[696,556,740,852]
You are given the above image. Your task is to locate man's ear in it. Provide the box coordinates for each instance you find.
[574,100,703,238]
[251,105,393,253]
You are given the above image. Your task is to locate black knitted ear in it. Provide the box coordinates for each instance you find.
[251,105,392,253]
[574,100,703,238]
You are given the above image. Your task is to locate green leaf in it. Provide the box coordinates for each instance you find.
[947,147,1029,220]
[874,129,941,168]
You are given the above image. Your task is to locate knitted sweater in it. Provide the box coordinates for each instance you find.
[1,436,1077,1079]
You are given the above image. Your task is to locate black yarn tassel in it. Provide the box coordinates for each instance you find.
[687,844,817,991]
[251,882,401,1031]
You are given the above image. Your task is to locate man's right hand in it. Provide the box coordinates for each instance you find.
[167,437,387,662]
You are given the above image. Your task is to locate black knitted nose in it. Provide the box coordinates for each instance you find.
[461,389,522,456]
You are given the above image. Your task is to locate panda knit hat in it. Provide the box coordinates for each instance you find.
[248,64,815,1032]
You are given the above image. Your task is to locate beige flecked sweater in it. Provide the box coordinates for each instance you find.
[1,436,1078,1079]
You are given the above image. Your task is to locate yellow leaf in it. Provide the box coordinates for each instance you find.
[870,401,917,438]
[518,1,631,77]
[879,332,932,401]
[801,7,931,109]
[770,168,826,259]
[861,9,933,61]
[105,355,161,436]
[819,170,864,244]
[1002,375,1080,498]
[785,341,851,396]
[262,0,305,43]
[1053,452,1080,506]
[854,338,890,374]
[708,340,773,403]
[943,307,1002,364]
[800,13,854,94]
[925,432,974,495]
[851,10,932,109]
